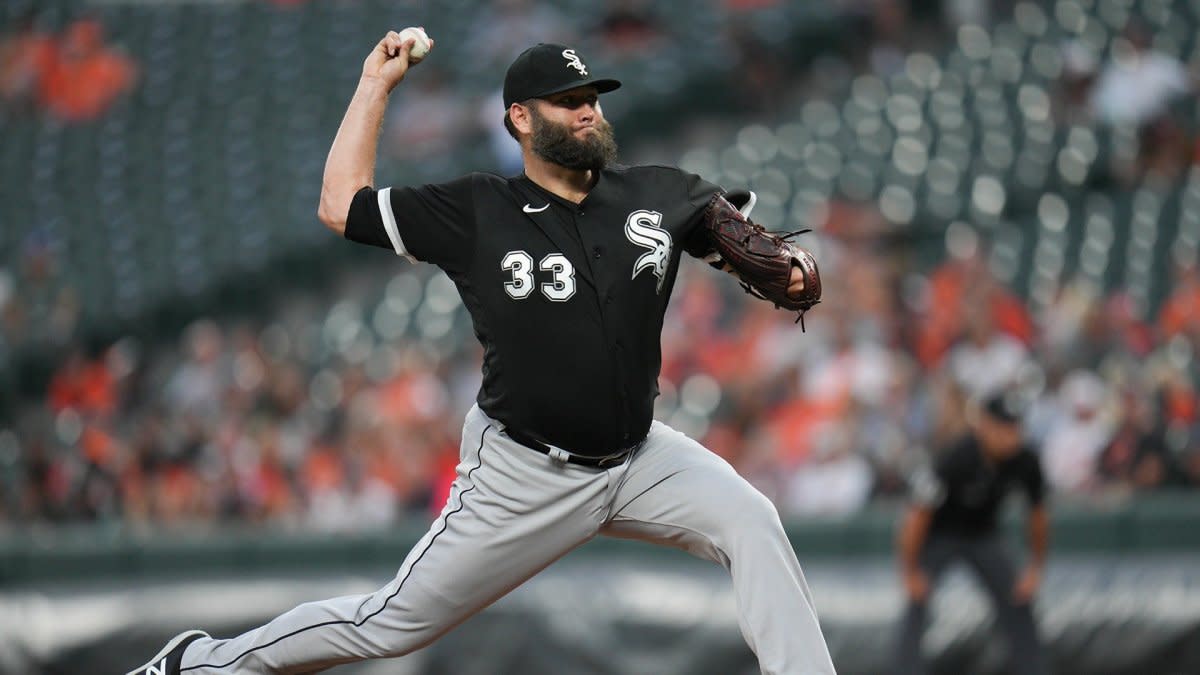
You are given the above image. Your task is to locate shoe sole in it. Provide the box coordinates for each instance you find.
[125,630,209,675]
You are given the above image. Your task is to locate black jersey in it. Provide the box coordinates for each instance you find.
[344,165,722,456]
[912,436,1046,536]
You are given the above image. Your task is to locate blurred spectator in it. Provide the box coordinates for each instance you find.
[919,239,1034,368]
[0,11,55,114]
[866,0,912,78]
[855,359,929,496]
[1098,388,1187,491]
[4,228,80,351]
[1160,263,1200,339]
[945,305,1030,399]
[1088,22,1196,180]
[1137,116,1193,182]
[1060,291,1156,374]
[782,419,874,516]
[1157,364,1198,432]
[47,346,116,417]
[1089,23,1192,128]
[38,17,138,123]
[1041,370,1115,493]
[1040,282,1155,376]
[803,314,893,408]
[1056,40,1099,125]
[1040,278,1097,365]
[165,320,227,421]
[724,19,788,115]
[0,267,16,340]
[596,0,665,59]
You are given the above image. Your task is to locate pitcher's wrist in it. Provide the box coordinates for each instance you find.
[357,75,393,97]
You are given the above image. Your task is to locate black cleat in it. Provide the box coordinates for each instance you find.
[125,630,208,675]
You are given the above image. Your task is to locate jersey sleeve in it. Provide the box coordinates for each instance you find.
[344,174,476,271]
[908,457,948,508]
[910,442,970,508]
[1021,450,1047,507]
[679,170,725,259]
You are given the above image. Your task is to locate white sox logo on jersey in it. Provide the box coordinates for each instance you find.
[624,210,672,293]
[562,49,588,76]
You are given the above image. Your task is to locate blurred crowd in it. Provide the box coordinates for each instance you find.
[0,0,798,366]
[384,0,795,177]
[5,205,1200,533]
[0,13,138,122]
[4,0,1200,533]
[717,213,1200,514]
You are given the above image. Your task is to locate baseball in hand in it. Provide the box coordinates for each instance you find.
[398,27,431,63]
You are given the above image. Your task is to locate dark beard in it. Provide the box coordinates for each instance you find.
[529,108,618,171]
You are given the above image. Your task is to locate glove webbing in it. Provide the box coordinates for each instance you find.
[731,226,821,331]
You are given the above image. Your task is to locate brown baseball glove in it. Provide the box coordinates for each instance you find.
[695,190,822,329]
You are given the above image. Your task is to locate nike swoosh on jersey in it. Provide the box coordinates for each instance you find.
[523,203,550,213]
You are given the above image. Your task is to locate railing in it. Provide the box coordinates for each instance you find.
[4,492,1198,584]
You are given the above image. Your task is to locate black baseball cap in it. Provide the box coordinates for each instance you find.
[503,43,621,108]
[982,390,1026,425]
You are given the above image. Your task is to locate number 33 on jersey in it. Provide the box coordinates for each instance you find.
[342,165,721,452]
[501,251,576,301]
[500,209,669,302]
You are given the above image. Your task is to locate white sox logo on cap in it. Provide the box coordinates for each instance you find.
[625,209,672,293]
[561,48,588,76]
[502,43,620,107]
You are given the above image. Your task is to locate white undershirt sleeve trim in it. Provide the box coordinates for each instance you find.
[737,190,758,218]
[377,187,417,262]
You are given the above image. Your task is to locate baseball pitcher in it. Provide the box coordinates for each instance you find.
[128,30,832,675]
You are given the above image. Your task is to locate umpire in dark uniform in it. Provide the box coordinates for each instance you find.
[894,391,1051,675]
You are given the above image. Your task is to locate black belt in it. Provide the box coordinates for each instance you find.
[503,427,641,469]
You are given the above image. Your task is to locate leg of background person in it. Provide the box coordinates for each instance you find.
[176,406,611,674]
[598,421,835,675]
[962,536,1050,675]
[893,536,958,675]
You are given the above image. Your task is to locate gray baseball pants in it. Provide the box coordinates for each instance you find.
[178,404,835,674]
